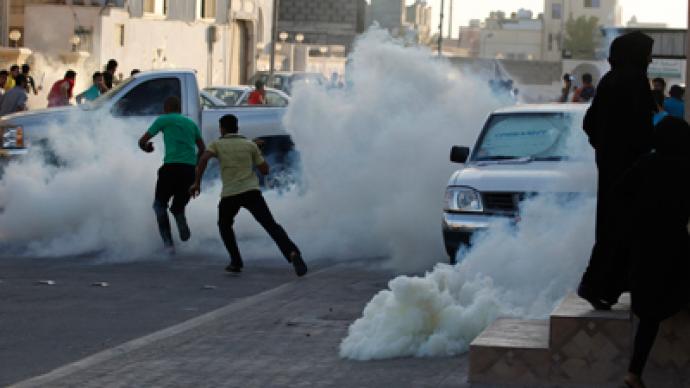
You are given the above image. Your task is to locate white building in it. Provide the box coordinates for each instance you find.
[480,10,544,61]
[18,0,272,86]
[542,0,621,61]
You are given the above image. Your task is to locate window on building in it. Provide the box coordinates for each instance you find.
[584,0,601,8]
[143,0,155,13]
[200,0,217,19]
[116,25,125,47]
[551,3,562,19]
[113,78,181,116]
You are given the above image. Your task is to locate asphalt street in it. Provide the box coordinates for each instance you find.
[0,254,334,386]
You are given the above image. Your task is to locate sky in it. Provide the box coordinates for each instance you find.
[414,0,688,36]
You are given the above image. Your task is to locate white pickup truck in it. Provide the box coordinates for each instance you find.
[0,69,294,170]
[442,104,597,263]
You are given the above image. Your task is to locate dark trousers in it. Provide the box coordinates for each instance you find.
[629,318,660,376]
[153,163,196,246]
[218,189,299,264]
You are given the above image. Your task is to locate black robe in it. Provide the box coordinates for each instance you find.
[580,31,655,301]
[617,117,690,320]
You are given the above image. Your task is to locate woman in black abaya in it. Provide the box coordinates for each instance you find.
[578,31,656,309]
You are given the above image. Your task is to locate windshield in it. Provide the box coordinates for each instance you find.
[472,113,578,162]
[83,77,137,110]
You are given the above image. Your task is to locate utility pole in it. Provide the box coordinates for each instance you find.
[448,0,453,39]
[269,0,280,78]
[437,0,444,56]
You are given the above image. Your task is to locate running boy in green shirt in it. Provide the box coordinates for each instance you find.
[139,96,206,252]
[189,114,307,276]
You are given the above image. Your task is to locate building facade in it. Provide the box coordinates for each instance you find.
[481,10,544,61]
[542,0,621,61]
[276,0,367,52]
[14,0,272,87]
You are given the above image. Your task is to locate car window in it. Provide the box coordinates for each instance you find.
[265,91,288,107]
[207,88,242,106]
[238,93,249,105]
[113,78,181,116]
[473,113,576,161]
[270,76,285,90]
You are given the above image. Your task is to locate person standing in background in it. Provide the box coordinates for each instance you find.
[559,73,573,102]
[22,64,39,96]
[47,70,76,107]
[247,80,266,105]
[0,70,9,99]
[572,73,596,103]
[651,77,666,95]
[4,65,20,90]
[76,72,106,104]
[0,74,29,115]
[663,85,685,119]
[103,59,118,90]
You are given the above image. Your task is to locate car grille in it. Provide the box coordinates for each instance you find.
[482,192,521,214]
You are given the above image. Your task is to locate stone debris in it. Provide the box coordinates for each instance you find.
[202,285,218,290]
[91,282,109,287]
[36,280,55,286]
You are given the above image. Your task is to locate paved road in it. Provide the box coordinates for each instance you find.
[3,257,472,388]
[0,255,333,386]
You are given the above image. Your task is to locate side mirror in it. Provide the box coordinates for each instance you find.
[450,146,470,163]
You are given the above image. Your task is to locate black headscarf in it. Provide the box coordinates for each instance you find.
[608,31,654,72]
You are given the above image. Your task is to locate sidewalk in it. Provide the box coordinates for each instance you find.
[12,265,470,388]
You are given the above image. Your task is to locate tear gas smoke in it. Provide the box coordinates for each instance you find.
[339,96,599,360]
[0,28,502,267]
[339,194,596,359]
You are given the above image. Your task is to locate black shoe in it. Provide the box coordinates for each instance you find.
[577,284,612,311]
[173,213,191,242]
[225,263,242,273]
[290,252,307,277]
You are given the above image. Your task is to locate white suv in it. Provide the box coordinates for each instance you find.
[442,104,597,263]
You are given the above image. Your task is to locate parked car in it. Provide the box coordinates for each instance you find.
[442,104,596,263]
[249,71,327,95]
[203,86,290,107]
[0,70,297,180]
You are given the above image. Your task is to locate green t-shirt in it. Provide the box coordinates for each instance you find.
[208,134,265,197]
[147,113,202,166]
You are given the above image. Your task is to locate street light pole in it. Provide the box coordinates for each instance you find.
[438,0,445,56]
[269,0,280,78]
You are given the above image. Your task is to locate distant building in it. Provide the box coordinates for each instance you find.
[480,9,543,60]
[542,0,622,61]
[405,0,432,43]
[277,0,367,53]
[457,21,481,57]
[370,0,405,35]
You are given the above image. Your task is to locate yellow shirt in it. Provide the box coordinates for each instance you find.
[208,134,265,197]
[4,76,15,90]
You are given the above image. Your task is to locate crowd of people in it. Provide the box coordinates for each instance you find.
[575,31,689,388]
[0,58,139,114]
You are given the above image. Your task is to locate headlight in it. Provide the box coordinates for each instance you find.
[1,126,24,148]
[444,186,483,212]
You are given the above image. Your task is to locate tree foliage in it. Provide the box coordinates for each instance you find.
[563,15,600,59]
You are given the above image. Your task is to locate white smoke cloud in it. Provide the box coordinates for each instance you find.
[1,27,502,268]
[339,194,596,360]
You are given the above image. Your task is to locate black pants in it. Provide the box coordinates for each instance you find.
[153,164,195,245]
[629,318,660,376]
[218,190,299,264]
